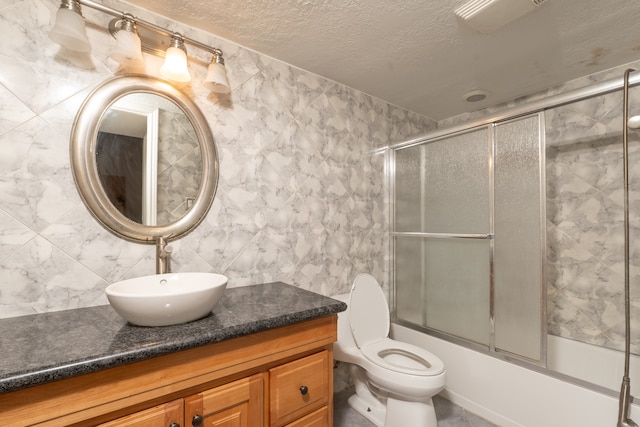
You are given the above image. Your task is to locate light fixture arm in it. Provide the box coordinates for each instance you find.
[212,50,225,65]
[76,0,225,59]
[168,34,187,53]
[119,14,136,33]
[60,0,83,14]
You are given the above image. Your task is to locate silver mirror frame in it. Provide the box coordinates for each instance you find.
[70,74,219,243]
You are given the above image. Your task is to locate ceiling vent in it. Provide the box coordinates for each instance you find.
[455,0,548,34]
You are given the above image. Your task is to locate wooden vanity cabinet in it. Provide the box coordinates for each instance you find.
[269,351,330,427]
[100,374,264,427]
[0,315,337,427]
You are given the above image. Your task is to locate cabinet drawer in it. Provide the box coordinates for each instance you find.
[269,351,329,426]
[98,399,183,427]
[285,406,329,427]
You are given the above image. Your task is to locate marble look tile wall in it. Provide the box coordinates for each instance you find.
[440,61,640,355]
[546,83,640,355]
[0,0,436,318]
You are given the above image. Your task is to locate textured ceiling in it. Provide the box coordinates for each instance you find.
[124,0,640,121]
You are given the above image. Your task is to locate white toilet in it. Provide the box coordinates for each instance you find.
[333,273,446,427]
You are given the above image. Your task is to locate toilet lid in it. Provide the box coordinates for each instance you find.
[349,273,390,348]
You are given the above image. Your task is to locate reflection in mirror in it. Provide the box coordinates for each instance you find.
[96,94,202,226]
[71,75,218,243]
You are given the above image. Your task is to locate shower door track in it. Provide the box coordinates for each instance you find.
[390,232,493,240]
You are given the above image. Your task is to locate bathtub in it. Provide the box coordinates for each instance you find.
[392,323,640,427]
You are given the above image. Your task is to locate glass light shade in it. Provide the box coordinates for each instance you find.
[48,7,91,53]
[160,47,191,83]
[109,29,144,69]
[203,62,230,94]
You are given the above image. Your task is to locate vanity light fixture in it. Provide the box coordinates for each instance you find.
[108,15,144,70]
[159,35,191,83]
[49,0,230,92]
[203,51,230,94]
[48,0,91,53]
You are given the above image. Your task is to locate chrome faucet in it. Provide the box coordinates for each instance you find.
[155,236,173,274]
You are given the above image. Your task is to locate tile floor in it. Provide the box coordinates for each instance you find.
[333,388,498,427]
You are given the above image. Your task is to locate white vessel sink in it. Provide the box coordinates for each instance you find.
[105,273,228,327]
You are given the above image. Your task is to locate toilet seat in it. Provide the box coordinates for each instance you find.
[349,274,444,377]
[361,338,445,376]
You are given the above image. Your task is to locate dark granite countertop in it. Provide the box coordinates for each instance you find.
[0,282,346,394]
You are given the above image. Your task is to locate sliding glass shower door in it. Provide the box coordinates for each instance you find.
[394,127,492,346]
[392,114,545,362]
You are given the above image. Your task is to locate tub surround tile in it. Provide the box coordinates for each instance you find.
[0,282,346,394]
[545,81,640,354]
[545,159,600,226]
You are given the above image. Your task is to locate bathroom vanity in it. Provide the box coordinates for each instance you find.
[0,282,345,427]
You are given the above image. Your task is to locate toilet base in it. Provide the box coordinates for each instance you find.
[348,392,438,427]
[385,396,437,427]
[347,364,386,426]
[348,393,386,427]
[344,363,439,427]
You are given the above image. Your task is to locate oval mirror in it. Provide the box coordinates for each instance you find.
[71,75,219,242]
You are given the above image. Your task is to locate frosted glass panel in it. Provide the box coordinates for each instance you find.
[395,128,490,233]
[395,145,424,231]
[494,115,544,361]
[423,128,490,233]
[424,238,490,345]
[395,237,424,325]
[395,237,490,345]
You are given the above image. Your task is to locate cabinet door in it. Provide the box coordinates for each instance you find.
[98,399,183,427]
[185,374,263,427]
[269,351,329,427]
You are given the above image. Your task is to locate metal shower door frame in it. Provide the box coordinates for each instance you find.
[389,113,546,366]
